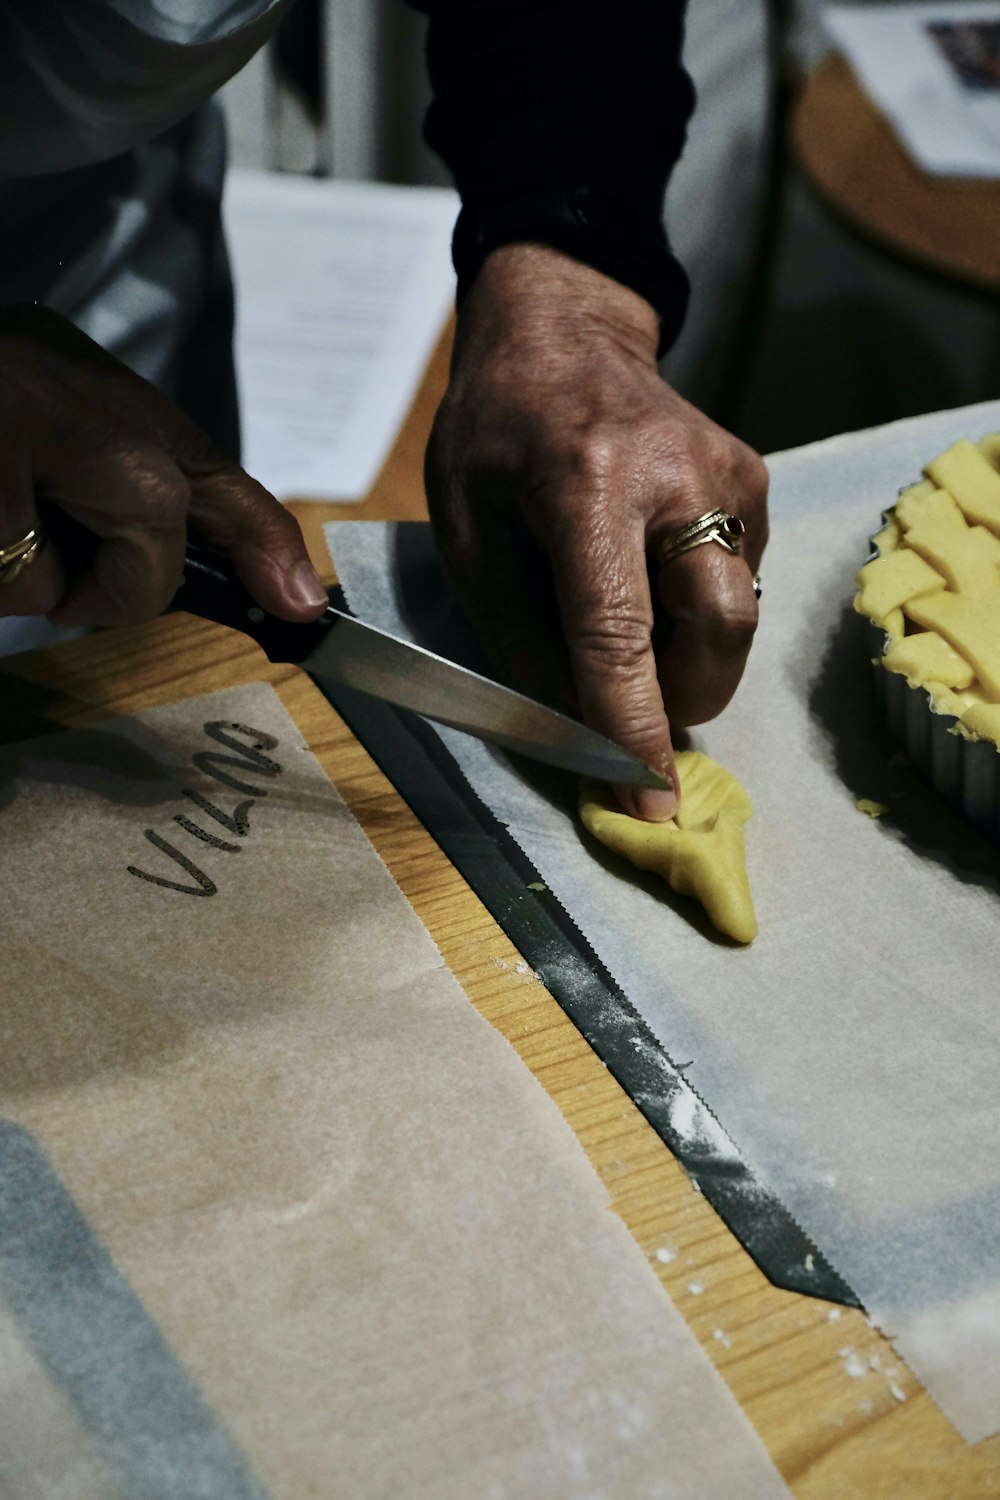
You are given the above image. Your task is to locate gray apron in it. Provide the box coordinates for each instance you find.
[0,0,292,451]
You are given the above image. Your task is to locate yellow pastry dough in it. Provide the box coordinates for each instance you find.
[854,432,1000,751]
[872,517,902,556]
[579,752,757,945]
[853,548,945,627]
[881,607,906,644]
[925,439,1000,535]
[894,483,964,535]
[901,493,1000,594]
[904,591,1000,700]
[882,630,975,690]
[960,700,1000,743]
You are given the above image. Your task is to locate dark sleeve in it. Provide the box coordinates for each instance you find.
[405,1,695,350]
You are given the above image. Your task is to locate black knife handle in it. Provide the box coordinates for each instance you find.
[173,542,329,666]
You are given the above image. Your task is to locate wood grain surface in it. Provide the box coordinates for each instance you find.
[1,317,997,1495]
[793,54,1000,293]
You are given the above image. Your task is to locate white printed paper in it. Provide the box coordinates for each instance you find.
[824,2,1000,176]
[224,171,458,500]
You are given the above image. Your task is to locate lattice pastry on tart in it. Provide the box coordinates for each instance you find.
[854,435,1000,840]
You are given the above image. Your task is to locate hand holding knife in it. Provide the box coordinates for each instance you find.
[175,543,670,792]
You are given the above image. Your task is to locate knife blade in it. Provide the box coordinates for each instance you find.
[174,544,669,790]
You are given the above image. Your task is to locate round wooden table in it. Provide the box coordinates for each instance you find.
[793,53,1000,292]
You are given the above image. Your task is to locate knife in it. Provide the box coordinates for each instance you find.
[174,544,669,790]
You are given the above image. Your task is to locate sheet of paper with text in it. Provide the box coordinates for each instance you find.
[824,2,1000,176]
[0,683,789,1499]
[224,172,458,501]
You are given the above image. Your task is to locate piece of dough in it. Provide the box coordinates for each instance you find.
[854,432,1000,751]
[904,590,1000,699]
[894,484,964,535]
[579,751,757,944]
[883,630,975,690]
[925,438,1000,535]
[901,494,1000,595]
[853,548,945,626]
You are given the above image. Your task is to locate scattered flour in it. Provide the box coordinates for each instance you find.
[491,956,535,979]
[839,1348,867,1379]
[654,1246,677,1265]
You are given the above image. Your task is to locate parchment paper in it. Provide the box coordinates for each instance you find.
[328,396,1000,1444]
[0,683,789,1499]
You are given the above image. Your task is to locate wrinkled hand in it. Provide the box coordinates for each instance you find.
[425,244,768,820]
[0,305,328,628]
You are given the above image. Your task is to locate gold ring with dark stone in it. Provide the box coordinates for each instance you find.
[657,509,746,565]
[0,526,45,586]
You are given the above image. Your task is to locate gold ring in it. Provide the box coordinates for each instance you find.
[0,525,45,586]
[657,509,745,565]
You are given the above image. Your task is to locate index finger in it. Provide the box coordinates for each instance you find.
[545,506,678,822]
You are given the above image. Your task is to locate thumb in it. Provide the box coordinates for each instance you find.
[186,461,329,620]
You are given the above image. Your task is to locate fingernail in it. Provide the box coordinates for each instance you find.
[617,779,678,823]
[289,560,329,610]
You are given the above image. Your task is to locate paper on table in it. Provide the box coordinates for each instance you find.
[327,396,1000,1444]
[824,2,1000,177]
[223,171,458,500]
[0,683,789,1499]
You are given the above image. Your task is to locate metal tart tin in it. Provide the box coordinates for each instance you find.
[864,517,1000,845]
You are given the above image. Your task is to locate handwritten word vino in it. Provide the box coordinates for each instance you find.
[127,721,283,897]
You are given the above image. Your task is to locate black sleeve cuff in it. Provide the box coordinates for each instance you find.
[451,185,689,358]
[409,1,695,355]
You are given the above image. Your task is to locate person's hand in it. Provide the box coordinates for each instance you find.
[0,305,328,628]
[425,244,768,821]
